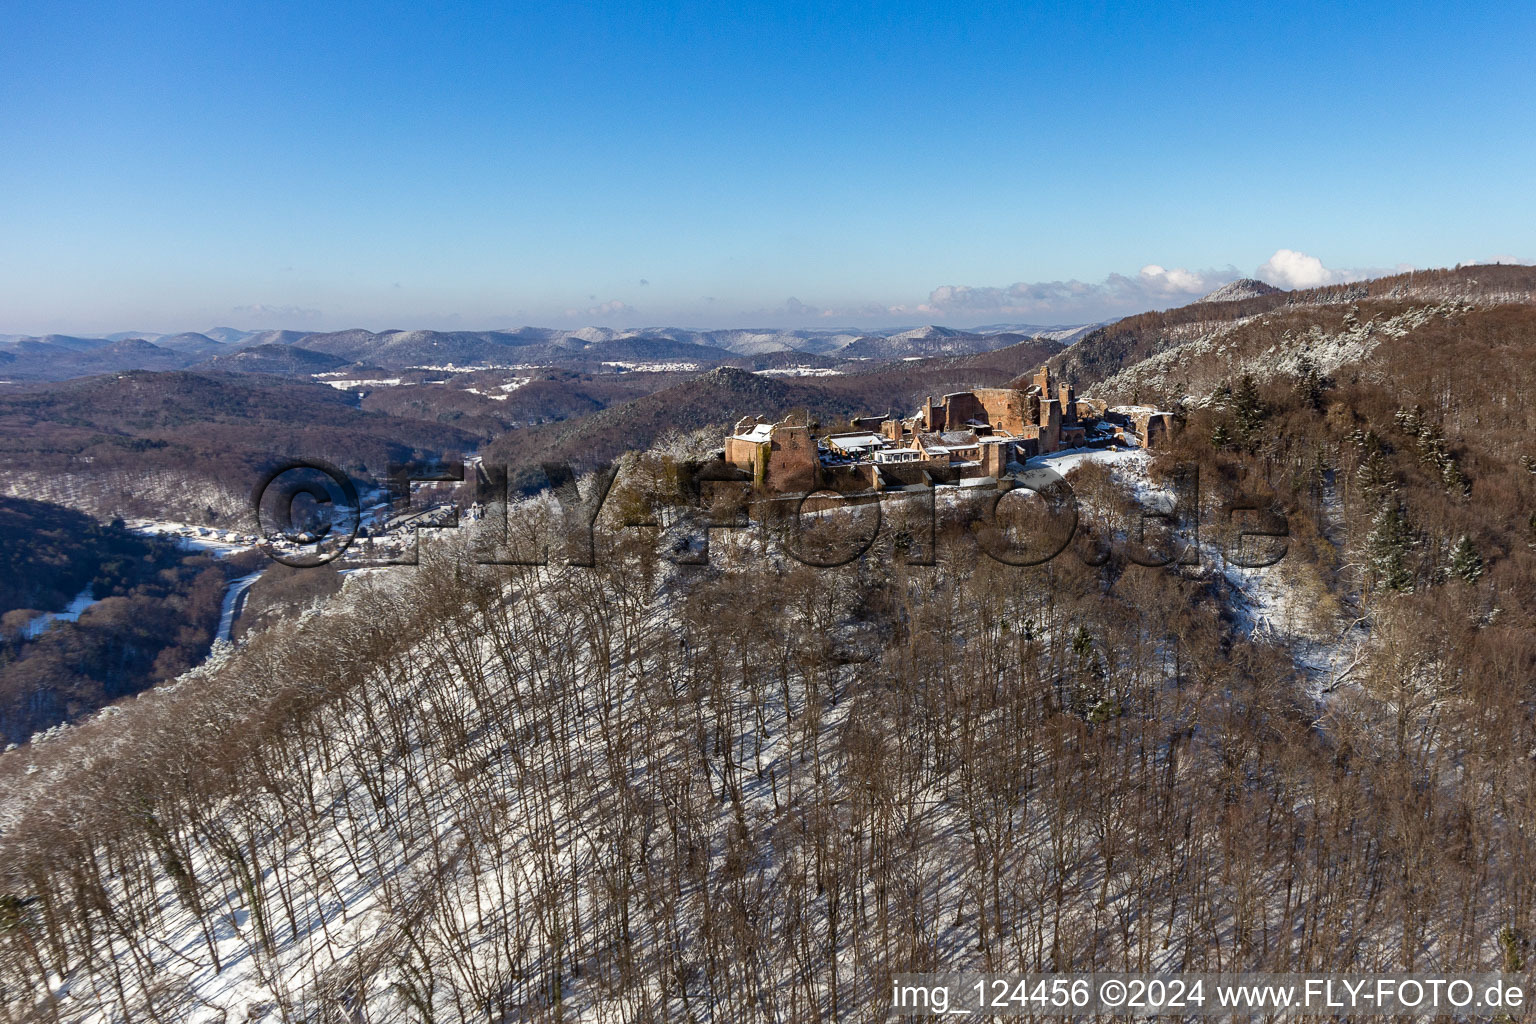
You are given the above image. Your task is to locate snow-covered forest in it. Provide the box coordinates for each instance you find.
[4,390,1534,1022]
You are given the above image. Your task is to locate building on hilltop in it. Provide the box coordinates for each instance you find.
[721,365,1176,493]
[725,415,818,492]
[900,366,1094,455]
[1107,406,1176,449]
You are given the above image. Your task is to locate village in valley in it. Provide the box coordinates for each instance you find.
[721,364,1176,494]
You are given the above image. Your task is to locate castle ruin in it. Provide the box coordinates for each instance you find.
[723,365,1176,493]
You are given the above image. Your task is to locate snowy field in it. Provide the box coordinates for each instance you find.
[123,519,258,555]
[1032,440,1147,477]
[599,360,701,372]
[753,366,845,377]
[318,378,406,390]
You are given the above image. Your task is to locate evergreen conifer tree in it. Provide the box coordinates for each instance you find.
[1232,373,1266,444]
[1355,436,1395,506]
[1367,502,1416,592]
[1449,535,1484,583]
[1294,356,1326,411]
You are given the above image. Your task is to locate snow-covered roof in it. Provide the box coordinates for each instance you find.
[917,429,979,452]
[731,423,774,443]
[824,432,886,449]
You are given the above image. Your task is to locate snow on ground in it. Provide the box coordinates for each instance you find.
[124,519,258,556]
[4,524,975,1020]
[1094,301,1469,403]
[460,377,532,400]
[1,469,248,525]
[408,362,539,373]
[8,564,598,1019]
[23,587,99,638]
[754,366,844,377]
[215,573,264,644]
[3,460,1376,1020]
[319,378,405,390]
[1055,448,1368,703]
[1032,440,1146,477]
[1219,559,1369,699]
[1005,444,1362,702]
[600,360,701,372]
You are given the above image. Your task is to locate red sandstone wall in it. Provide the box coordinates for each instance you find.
[767,425,818,492]
[724,437,761,471]
[939,393,983,429]
[970,388,1031,435]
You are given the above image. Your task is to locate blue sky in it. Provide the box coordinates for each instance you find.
[2,1,1533,334]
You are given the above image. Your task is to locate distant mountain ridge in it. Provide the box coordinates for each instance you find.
[0,321,1099,380]
[12,265,1531,385]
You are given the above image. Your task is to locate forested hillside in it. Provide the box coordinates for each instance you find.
[0,497,236,746]
[0,499,117,618]
[0,372,480,523]
[1053,263,1536,395]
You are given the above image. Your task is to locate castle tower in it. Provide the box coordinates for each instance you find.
[1040,398,1062,453]
[767,422,818,492]
[1032,366,1051,397]
[980,439,1011,478]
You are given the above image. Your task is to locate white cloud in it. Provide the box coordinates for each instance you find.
[1253,249,1414,290]
[1137,264,1210,294]
[913,263,1240,322]
[1255,249,1344,289]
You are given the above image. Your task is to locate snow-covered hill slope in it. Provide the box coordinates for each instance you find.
[1196,278,1281,304]
[4,438,1521,1021]
[1055,263,1536,406]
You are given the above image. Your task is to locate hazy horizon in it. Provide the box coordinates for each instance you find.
[14,250,1528,339]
